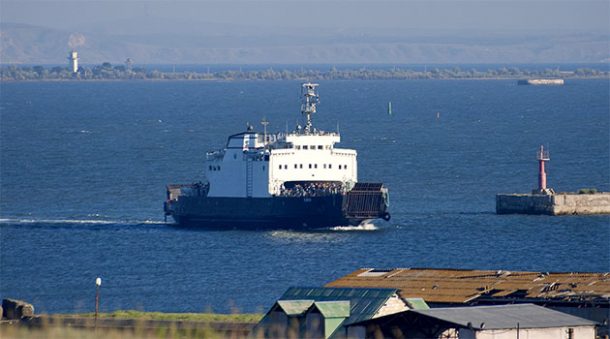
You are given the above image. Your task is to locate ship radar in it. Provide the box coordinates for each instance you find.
[301,83,319,134]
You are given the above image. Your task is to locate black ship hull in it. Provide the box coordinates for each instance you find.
[164,183,390,230]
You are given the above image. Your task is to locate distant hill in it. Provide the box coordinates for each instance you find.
[1,22,609,65]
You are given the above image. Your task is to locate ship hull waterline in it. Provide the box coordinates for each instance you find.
[165,195,390,230]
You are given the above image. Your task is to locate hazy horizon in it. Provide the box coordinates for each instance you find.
[1,0,609,64]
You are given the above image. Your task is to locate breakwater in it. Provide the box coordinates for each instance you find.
[496,192,610,215]
[518,79,565,85]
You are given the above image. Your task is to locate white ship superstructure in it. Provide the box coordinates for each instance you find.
[205,83,357,198]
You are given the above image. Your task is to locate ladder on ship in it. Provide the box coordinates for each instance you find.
[246,159,253,197]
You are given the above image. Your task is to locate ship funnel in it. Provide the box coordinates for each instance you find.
[301,82,319,134]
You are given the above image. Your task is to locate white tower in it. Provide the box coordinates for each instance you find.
[68,51,79,73]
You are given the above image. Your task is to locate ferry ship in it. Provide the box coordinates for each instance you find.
[164,83,390,229]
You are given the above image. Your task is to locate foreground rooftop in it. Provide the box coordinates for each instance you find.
[326,268,610,305]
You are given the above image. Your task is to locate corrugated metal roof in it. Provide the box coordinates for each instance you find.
[280,287,397,324]
[412,304,598,330]
[326,268,610,304]
[277,300,314,316]
[313,301,351,318]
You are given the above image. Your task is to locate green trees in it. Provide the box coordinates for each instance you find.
[1,64,608,81]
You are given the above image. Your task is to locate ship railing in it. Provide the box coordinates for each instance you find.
[243,149,269,161]
[206,150,225,160]
[285,131,339,137]
[257,134,278,144]
[166,182,209,201]
[278,182,346,197]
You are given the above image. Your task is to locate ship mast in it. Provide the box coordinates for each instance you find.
[301,83,319,134]
[261,117,269,144]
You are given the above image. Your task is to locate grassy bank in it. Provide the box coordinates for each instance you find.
[0,311,263,338]
[63,310,263,323]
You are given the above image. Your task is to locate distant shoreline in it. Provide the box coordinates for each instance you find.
[2,64,608,82]
[1,76,609,82]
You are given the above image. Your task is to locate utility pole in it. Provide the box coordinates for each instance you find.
[95,277,102,330]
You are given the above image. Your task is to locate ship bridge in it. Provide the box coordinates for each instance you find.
[204,83,357,198]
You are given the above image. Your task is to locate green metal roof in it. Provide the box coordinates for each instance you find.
[280,287,398,325]
[314,301,350,318]
[404,298,430,310]
[276,300,314,316]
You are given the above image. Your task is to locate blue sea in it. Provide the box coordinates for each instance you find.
[1,79,608,314]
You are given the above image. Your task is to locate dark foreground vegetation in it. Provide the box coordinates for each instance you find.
[1,311,261,339]
[1,63,608,81]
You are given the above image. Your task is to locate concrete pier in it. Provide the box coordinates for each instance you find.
[497,145,610,215]
[496,192,610,215]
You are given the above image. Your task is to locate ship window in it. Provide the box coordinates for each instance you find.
[317,145,323,150]
[284,165,288,169]
[308,164,312,169]
[314,164,318,169]
[329,164,332,169]
[296,145,301,150]
[303,145,308,150]
[310,145,315,150]
[209,165,212,171]
[323,164,327,169]
[299,164,303,169]
[338,165,342,169]
[278,165,282,170]
[294,164,298,169]
[344,165,347,170]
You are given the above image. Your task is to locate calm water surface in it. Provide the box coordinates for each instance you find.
[1,79,608,313]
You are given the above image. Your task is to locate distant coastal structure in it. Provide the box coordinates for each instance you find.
[68,50,78,73]
[496,146,610,215]
[518,79,564,85]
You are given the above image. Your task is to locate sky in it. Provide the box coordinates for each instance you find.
[2,0,608,64]
[2,0,609,36]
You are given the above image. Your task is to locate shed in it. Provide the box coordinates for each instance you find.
[304,301,350,338]
[253,286,425,338]
[346,304,598,339]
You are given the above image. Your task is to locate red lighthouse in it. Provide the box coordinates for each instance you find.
[536,145,553,194]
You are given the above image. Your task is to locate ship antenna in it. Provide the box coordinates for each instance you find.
[301,82,319,134]
[261,117,269,144]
